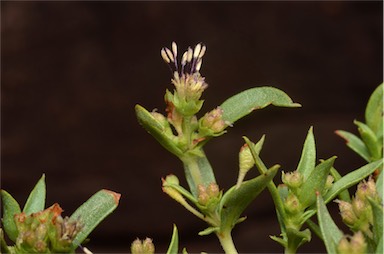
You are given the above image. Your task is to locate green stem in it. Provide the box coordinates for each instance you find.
[216,230,238,254]
[284,244,298,254]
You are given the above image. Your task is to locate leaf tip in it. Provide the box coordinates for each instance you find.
[102,189,121,205]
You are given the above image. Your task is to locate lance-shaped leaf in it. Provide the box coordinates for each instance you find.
[23,174,46,215]
[298,157,336,208]
[1,190,21,242]
[355,120,381,161]
[297,127,316,180]
[220,86,301,124]
[316,195,343,254]
[135,104,183,157]
[219,166,279,231]
[365,83,383,138]
[166,225,179,254]
[70,189,120,248]
[377,170,383,200]
[335,130,370,162]
[324,160,383,203]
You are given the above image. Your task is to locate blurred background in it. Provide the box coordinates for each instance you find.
[1,1,382,253]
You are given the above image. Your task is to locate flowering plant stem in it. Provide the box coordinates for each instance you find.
[216,230,238,254]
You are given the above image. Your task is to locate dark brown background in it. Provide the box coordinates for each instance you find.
[1,1,382,253]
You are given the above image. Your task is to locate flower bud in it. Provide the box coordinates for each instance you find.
[207,182,220,198]
[337,232,367,254]
[284,193,302,215]
[325,175,334,191]
[200,107,227,135]
[197,183,220,206]
[356,177,379,202]
[336,200,358,226]
[282,171,303,189]
[131,238,155,254]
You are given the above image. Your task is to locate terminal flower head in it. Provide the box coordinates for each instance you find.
[161,42,208,116]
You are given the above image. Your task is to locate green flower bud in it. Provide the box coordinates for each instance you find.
[356,177,379,202]
[282,171,303,189]
[325,175,334,191]
[284,193,302,215]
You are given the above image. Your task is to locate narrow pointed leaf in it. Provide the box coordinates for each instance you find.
[368,197,383,245]
[23,174,46,215]
[70,189,120,247]
[135,104,183,157]
[166,225,179,254]
[354,120,381,161]
[298,157,336,208]
[335,130,370,162]
[198,227,219,236]
[376,235,383,254]
[365,83,383,137]
[317,195,343,254]
[219,166,278,231]
[324,160,383,203]
[220,86,301,124]
[1,190,21,242]
[297,127,316,180]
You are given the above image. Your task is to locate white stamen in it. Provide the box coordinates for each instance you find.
[161,48,170,63]
[83,247,93,254]
[193,43,201,58]
[195,59,202,71]
[198,45,206,58]
[165,48,174,62]
[172,42,177,58]
[181,51,187,66]
[187,47,193,62]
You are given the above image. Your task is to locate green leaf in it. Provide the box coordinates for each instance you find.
[70,189,120,248]
[324,160,383,203]
[23,174,46,215]
[135,104,183,157]
[316,195,343,254]
[368,197,383,246]
[354,120,381,161]
[219,166,278,231]
[166,225,179,254]
[1,190,21,243]
[376,234,383,254]
[220,86,301,124]
[198,227,219,236]
[297,127,316,180]
[365,83,383,138]
[181,151,217,198]
[286,227,311,251]
[335,130,370,162]
[298,157,336,208]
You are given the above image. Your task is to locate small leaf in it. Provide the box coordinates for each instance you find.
[219,166,278,231]
[270,235,287,247]
[220,86,301,124]
[135,104,183,157]
[70,189,120,248]
[1,190,21,243]
[166,225,179,254]
[365,83,383,138]
[297,127,316,180]
[376,234,383,254]
[354,120,381,161]
[316,195,343,254]
[335,130,370,162]
[298,157,336,208]
[324,160,383,203]
[23,174,46,215]
[286,227,311,251]
[198,227,219,236]
[367,197,383,246]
